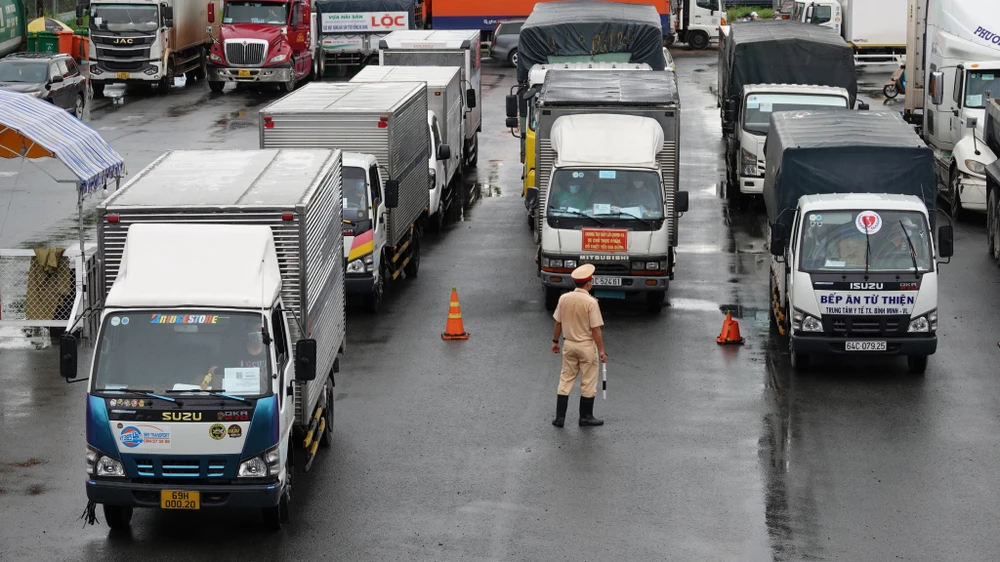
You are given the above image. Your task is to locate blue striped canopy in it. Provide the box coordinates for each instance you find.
[0,89,125,193]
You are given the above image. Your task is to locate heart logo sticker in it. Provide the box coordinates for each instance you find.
[855,211,883,235]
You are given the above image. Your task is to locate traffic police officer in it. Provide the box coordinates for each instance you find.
[550,264,608,427]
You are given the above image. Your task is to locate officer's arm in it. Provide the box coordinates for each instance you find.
[592,327,605,355]
[552,322,562,341]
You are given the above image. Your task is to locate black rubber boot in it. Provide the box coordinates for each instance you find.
[579,396,604,426]
[552,395,569,427]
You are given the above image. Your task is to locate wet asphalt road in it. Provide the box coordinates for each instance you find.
[2,53,1000,561]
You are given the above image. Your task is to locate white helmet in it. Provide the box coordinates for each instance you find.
[751,11,758,18]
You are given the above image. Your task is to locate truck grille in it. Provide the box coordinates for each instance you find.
[133,457,228,478]
[96,47,150,59]
[823,315,907,337]
[100,60,144,71]
[225,40,267,66]
[592,263,629,276]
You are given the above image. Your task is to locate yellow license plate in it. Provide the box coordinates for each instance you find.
[116,72,129,79]
[237,69,251,77]
[160,490,200,510]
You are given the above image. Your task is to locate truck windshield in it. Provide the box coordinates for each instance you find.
[383,52,464,69]
[548,169,663,220]
[799,210,933,273]
[743,93,848,134]
[808,5,832,24]
[92,311,271,396]
[343,166,369,222]
[223,2,288,25]
[964,70,1000,109]
[0,60,48,83]
[89,4,159,32]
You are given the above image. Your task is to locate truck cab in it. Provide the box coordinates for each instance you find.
[726,84,854,200]
[676,0,725,50]
[792,1,839,29]
[342,152,393,311]
[540,113,687,314]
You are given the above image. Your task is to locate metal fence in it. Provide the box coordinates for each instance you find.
[0,245,100,338]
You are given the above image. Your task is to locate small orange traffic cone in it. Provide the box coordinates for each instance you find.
[441,287,470,340]
[716,312,745,345]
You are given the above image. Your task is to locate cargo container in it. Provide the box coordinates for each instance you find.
[0,0,26,58]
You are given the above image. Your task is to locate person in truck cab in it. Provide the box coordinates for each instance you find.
[616,177,660,213]
[871,217,924,270]
[551,181,592,212]
[202,316,269,389]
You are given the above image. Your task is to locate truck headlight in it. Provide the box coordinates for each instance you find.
[792,310,823,332]
[209,52,224,63]
[645,261,660,270]
[741,148,758,177]
[563,259,577,268]
[964,159,986,175]
[347,259,365,273]
[908,310,937,333]
[95,454,125,477]
[542,258,564,268]
[268,53,287,64]
[238,445,281,478]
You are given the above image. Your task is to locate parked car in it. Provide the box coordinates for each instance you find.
[490,19,525,66]
[0,53,87,118]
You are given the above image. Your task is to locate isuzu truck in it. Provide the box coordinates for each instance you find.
[65,149,346,530]
[764,111,952,374]
[260,81,433,312]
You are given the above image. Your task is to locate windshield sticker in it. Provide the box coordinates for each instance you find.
[93,17,102,25]
[119,423,171,449]
[592,203,612,215]
[599,171,616,179]
[817,291,917,315]
[984,74,995,81]
[855,211,882,234]
[824,259,846,268]
[621,206,643,217]
[110,316,120,327]
[759,102,773,112]
[967,94,983,107]
[172,383,204,392]
[224,367,261,394]
[222,17,233,23]
[121,317,129,325]
[227,424,243,438]
[209,424,226,440]
[150,314,220,324]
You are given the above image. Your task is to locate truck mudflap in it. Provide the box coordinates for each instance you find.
[791,334,937,356]
[208,65,293,83]
[345,275,375,294]
[86,479,282,509]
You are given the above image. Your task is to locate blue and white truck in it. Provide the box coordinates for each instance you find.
[61,148,346,530]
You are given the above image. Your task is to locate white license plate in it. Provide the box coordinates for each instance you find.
[845,340,887,352]
[591,277,622,287]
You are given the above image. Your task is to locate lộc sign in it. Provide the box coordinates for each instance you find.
[321,11,409,34]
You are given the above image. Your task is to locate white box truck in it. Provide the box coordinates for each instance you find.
[350,65,463,229]
[378,29,481,168]
[259,81,432,312]
[764,111,953,374]
[65,148,346,531]
[790,0,908,64]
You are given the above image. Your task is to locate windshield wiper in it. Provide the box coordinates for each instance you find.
[101,388,177,403]
[605,209,655,229]
[551,209,606,226]
[898,220,921,279]
[863,223,872,279]
[164,388,249,402]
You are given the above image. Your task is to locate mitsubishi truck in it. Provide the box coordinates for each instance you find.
[62,148,346,530]
[790,0,907,65]
[350,65,463,230]
[259,81,433,312]
[724,83,861,206]
[315,0,424,67]
[77,0,213,96]
[378,29,481,168]
[764,111,952,375]
[205,0,323,93]
[538,110,688,314]
[986,96,1000,264]
[903,0,1000,220]
[508,62,653,220]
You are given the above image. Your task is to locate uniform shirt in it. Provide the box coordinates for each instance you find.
[553,288,604,342]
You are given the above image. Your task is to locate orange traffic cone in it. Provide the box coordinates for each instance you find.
[716,312,745,345]
[441,288,470,340]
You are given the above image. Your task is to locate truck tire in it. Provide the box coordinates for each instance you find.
[687,31,709,51]
[92,82,105,98]
[319,378,334,448]
[186,49,207,81]
[646,291,665,314]
[544,287,560,311]
[280,74,297,93]
[907,355,928,374]
[404,234,420,278]
[262,448,292,530]
[311,50,326,81]
[989,189,1000,262]
[209,80,225,93]
[367,257,387,313]
[949,167,967,222]
[103,505,133,530]
[156,59,174,94]
[790,340,809,372]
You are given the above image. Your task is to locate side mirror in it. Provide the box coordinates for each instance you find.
[967,116,978,130]
[384,179,399,208]
[437,144,451,161]
[769,224,787,256]
[505,94,517,118]
[466,88,477,109]
[938,225,954,259]
[724,99,737,123]
[60,334,78,380]
[294,338,317,381]
[207,1,215,23]
[505,116,518,129]
[50,74,64,84]
[805,5,814,21]
[76,5,83,17]
[162,5,174,26]
[929,70,944,106]
[858,102,870,111]
[675,190,690,213]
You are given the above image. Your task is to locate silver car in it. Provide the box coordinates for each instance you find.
[490,19,525,66]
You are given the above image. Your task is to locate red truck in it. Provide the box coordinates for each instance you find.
[206,0,324,93]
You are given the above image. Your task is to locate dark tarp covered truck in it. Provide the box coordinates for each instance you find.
[516,1,666,84]
[315,0,426,66]
[718,21,857,131]
[763,110,937,234]
[986,96,1000,264]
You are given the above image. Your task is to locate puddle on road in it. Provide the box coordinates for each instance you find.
[215,108,257,131]
[0,326,50,350]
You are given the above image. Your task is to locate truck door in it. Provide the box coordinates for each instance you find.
[270,305,295,435]
[289,1,311,73]
[370,164,388,261]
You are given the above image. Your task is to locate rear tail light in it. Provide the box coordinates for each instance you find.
[377,116,388,129]
[282,212,294,221]
[263,115,274,129]
[106,214,120,223]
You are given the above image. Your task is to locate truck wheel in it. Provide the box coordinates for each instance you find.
[769,276,780,335]
[92,82,105,98]
[367,257,387,313]
[262,448,292,530]
[186,49,208,81]
[990,189,1000,262]
[907,355,928,375]
[544,287,560,312]
[404,235,420,277]
[209,80,225,93]
[319,378,334,448]
[156,59,174,94]
[429,200,445,233]
[949,167,967,222]
[646,291,665,314]
[103,505,133,530]
[280,74,297,93]
[790,340,810,372]
[687,31,709,51]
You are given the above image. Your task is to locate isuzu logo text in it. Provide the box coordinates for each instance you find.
[849,282,883,290]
